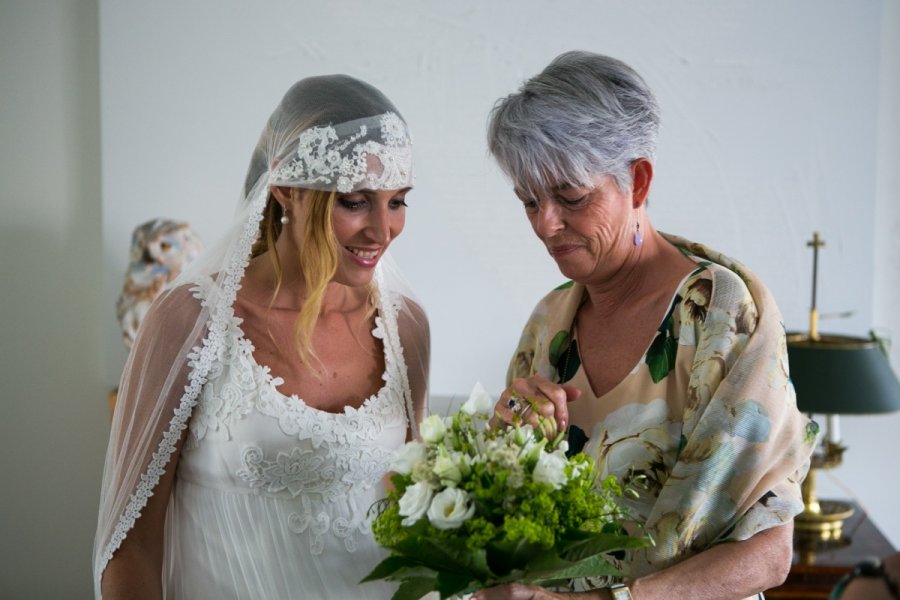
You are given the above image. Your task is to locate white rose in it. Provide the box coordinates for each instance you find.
[461,382,494,416]
[420,415,447,443]
[390,441,428,475]
[533,450,568,490]
[433,454,463,486]
[427,487,475,530]
[398,482,434,526]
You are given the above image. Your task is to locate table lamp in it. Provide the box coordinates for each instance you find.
[787,232,900,541]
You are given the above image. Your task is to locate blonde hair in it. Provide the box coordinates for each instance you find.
[251,188,341,370]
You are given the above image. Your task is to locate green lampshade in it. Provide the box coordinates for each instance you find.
[786,333,900,415]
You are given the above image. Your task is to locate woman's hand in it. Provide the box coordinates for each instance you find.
[472,583,577,600]
[492,375,581,434]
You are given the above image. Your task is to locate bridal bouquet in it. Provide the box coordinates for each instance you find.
[363,384,650,600]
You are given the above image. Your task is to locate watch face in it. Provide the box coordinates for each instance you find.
[611,587,633,600]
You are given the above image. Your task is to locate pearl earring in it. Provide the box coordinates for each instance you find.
[633,220,643,247]
[280,214,289,225]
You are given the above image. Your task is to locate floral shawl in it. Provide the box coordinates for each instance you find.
[507,233,817,581]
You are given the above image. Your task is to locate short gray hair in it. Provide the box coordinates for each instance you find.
[487,51,660,198]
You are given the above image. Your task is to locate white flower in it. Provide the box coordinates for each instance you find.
[398,482,434,526]
[533,450,568,490]
[420,415,447,443]
[472,430,488,458]
[390,441,427,475]
[519,433,547,464]
[433,454,462,486]
[511,424,535,447]
[427,487,475,530]
[461,382,494,416]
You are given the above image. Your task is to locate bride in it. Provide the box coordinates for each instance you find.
[93,74,429,599]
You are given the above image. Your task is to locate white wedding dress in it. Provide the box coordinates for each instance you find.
[163,276,407,599]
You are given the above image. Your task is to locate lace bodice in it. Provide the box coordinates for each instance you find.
[182,273,408,514]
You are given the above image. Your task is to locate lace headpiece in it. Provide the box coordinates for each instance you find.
[271,112,413,193]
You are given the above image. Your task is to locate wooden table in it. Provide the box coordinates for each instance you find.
[766,502,896,599]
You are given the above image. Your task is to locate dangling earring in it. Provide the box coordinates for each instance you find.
[280,214,289,225]
[633,220,643,247]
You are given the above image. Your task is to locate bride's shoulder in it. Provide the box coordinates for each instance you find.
[395,295,430,349]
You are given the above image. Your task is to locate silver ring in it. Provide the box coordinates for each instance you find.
[506,394,524,414]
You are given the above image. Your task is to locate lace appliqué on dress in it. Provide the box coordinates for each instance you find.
[286,496,371,555]
[186,301,257,447]
[237,445,340,498]
[236,444,385,555]
[236,443,395,505]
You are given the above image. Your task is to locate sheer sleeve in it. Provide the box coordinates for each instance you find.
[93,283,208,597]
[397,297,430,439]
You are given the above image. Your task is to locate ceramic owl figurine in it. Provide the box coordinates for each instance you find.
[117,218,203,350]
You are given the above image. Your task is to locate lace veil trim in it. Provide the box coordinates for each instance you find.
[96,187,269,574]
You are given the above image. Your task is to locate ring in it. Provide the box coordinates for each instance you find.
[506,394,524,414]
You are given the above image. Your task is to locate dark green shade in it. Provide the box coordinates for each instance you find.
[787,334,900,415]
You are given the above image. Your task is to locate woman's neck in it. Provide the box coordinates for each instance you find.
[241,252,365,313]
[581,226,692,319]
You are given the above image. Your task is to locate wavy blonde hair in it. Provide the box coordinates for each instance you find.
[251,188,341,370]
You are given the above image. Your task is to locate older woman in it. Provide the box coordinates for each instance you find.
[476,52,816,600]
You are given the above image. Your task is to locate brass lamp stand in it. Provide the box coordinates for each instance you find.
[787,232,900,542]
[793,232,853,539]
[795,438,854,540]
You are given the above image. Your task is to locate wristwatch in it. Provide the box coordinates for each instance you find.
[609,583,633,600]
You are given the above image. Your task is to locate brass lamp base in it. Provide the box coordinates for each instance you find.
[795,499,855,541]
[796,442,854,541]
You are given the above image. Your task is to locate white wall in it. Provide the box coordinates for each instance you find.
[0,1,107,597]
[0,1,895,596]
[101,1,888,393]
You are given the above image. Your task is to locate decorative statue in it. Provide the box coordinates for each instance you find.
[116,218,202,350]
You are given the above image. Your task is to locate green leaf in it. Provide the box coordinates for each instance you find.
[391,576,439,600]
[557,339,581,384]
[361,556,437,583]
[645,329,677,383]
[487,538,544,575]
[361,556,418,583]
[394,536,492,580]
[549,330,572,367]
[559,532,651,562]
[436,572,475,599]
[526,553,623,582]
